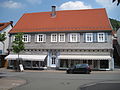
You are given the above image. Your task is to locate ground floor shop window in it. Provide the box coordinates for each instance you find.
[93,60,99,69]
[88,60,93,69]
[59,59,109,70]
[8,60,45,69]
[100,60,109,68]
[8,60,17,68]
[60,59,68,68]
[83,60,87,64]
[33,61,39,67]
[60,59,82,68]
[40,61,44,67]
[24,61,31,68]
[8,60,46,69]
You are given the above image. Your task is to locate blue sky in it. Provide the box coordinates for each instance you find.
[0,0,120,25]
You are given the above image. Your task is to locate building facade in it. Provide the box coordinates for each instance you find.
[0,21,13,67]
[0,21,13,54]
[6,7,114,70]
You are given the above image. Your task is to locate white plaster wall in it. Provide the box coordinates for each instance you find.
[0,25,12,54]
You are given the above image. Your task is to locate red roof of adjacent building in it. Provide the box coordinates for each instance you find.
[0,22,12,31]
[9,8,112,33]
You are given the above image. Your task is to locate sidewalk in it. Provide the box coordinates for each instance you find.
[0,68,26,90]
[23,68,120,73]
[0,77,26,90]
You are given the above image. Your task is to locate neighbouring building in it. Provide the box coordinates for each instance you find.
[0,21,13,67]
[6,6,114,70]
[113,28,120,67]
[117,28,120,45]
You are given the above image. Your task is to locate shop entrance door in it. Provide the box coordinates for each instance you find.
[51,56,56,67]
[50,51,57,67]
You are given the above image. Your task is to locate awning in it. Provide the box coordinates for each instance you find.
[58,55,111,60]
[5,55,47,61]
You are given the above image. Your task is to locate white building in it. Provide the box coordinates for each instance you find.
[0,21,13,54]
[0,21,13,67]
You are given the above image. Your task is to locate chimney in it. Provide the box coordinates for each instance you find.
[51,6,56,17]
[10,21,13,27]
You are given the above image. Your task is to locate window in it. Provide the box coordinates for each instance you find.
[70,33,78,42]
[52,57,56,64]
[85,33,93,42]
[36,34,46,42]
[97,33,105,42]
[12,35,20,42]
[59,33,65,42]
[23,34,30,42]
[51,33,57,42]
[23,35,27,42]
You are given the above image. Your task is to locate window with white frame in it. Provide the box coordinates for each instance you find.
[70,33,78,42]
[51,33,57,42]
[97,33,105,42]
[52,57,56,64]
[85,33,93,42]
[36,34,46,42]
[59,33,65,42]
[23,34,31,43]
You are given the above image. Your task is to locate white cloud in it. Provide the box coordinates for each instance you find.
[0,0,23,9]
[59,1,92,10]
[26,0,42,5]
[96,0,116,9]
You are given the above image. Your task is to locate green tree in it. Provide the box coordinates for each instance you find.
[12,33,24,71]
[0,32,6,54]
[109,18,120,31]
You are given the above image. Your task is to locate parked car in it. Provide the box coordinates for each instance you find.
[66,64,91,74]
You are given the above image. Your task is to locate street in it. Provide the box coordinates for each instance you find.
[8,69,120,90]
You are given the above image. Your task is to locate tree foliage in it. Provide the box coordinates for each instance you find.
[0,32,6,53]
[0,32,6,42]
[109,18,120,31]
[12,33,24,54]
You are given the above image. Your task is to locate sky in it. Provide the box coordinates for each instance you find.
[0,0,120,25]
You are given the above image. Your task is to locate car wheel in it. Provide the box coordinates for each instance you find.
[86,70,90,74]
[67,70,73,74]
[70,70,73,74]
[66,71,70,74]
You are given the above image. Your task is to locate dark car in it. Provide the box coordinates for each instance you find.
[66,64,91,74]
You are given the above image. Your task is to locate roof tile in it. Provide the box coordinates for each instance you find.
[0,22,12,31]
[10,8,112,33]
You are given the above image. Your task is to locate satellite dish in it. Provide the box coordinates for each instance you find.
[117,28,120,45]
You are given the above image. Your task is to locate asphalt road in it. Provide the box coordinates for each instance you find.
[10,70,120,90]
[80,83,120,90]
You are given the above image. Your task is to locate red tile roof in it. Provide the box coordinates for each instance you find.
[9,8,112,33]
[0,22,12,31]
